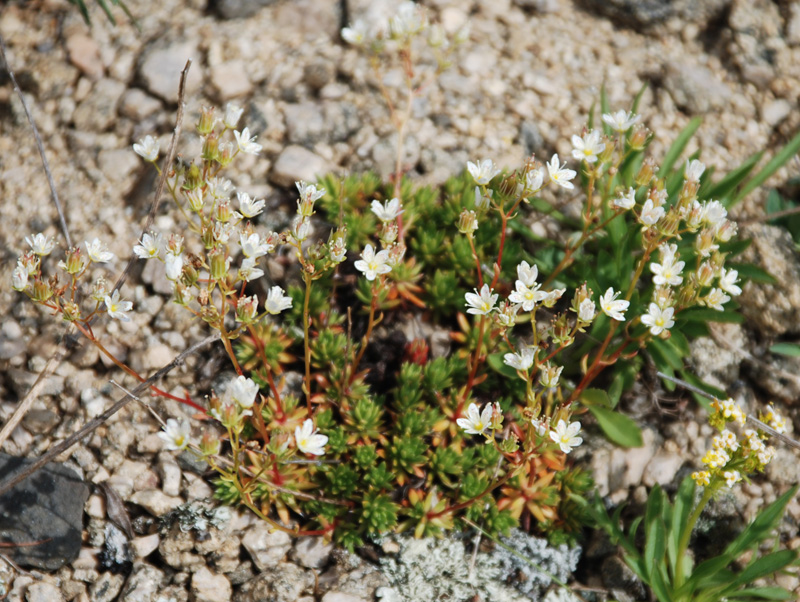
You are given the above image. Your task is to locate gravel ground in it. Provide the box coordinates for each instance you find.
[2,0,800,600]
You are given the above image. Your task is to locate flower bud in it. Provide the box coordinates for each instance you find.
[217,142,234,167]
[91,277,108,302]
[197,106,217,136]
[715,219,737,243]
[635,157,657,187]
[31,279,53,302]
[60,247,86,275]
[329,228,347,264]
[628,125,649,151]
[201,224,216,249]
[695,228,718,257]
[199,430,221,456]
[236,295,259,324]
[62,301,81,322]
[201,132,219,162]
[208,248,230,282]
[200,304,221,326]
[166,235,184,256]
[215,199,234,223]
[18,251,39,276]
[696,261,715,287]
[387,242,406,266]
[457,209,479,236]
[172,282,190,306]
[380,222,399,244]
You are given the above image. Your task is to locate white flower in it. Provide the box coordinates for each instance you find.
[723,470,741,489]
[230,375,259,409]
[474,186,493,210]
[223,103,244,129]
[354,244,392,281]
[503,346,535,371]
[296,181,325,204]
[684,159,705,183]
[104,289,133,321]
[539,363,564,389]
[509,280,545,312]
[295,419,327,456]
[465,284,498,315]
[239,233,269,259]
[650,258,685,287]
[578,298,595,322]
[186,188,204,213]
[26,233,56,256]
[546,154,576,189]
[133,231,162,259]
[702,287,730,311]
[133,135,159,162]
[613,188,636,210]
[456,402,493,435]
[467,159,500,185]
[639,198,665,226]
[265,285,293,314]
[523,168,544,194]
[164,252,183,281]
[571,130,605,163]
[238,257,264,282]
[158,419,190,451]
[371,198,404,222]
[549,420,583,454]
[207,177,235,200]
[341,19,368,45]
[12,264,28,291]
[719,267,741,296]
[599,287,629,321]
[641,303,675,335]
[540,288,565,308]
[515,260,539,287]
[602,110,640,133]
[234,127,262,155]
[85,238,114,263]
[531,417,549,437]
[702,200,727,228]
[237,192,265,219]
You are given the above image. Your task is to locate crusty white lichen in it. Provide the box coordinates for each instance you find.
[376,530,582,602]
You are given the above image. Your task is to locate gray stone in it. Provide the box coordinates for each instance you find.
[322,593,369,602]
[270,145,334,188]
[578,0,729,28]
[129,489,183,516]
[0,453,89,570]
[90,572,126,602]
[138,40,203,103]
[211,0,277,19]
[130,533,160,559]
[97,148,140,183]
[304,59,335,91]
[642,442,684,487]
[292,536,334,569]
[284,102,328,145]
[191,567,232,602]
[726,0,783,87]
[65,33,104,80]
[210,60,253,100]
[118,88,163,120]
[519,121,544,156]
[242,523,292,570]
[72,78,127,132]
[234,563,313,602]
[21,409,60,434]
[761,99,792,127]
[25,582,64,602]
[663,62,732,114]
[121,563,165,602]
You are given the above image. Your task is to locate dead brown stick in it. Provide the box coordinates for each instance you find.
[0,332,219,498]
[0,33,71,247]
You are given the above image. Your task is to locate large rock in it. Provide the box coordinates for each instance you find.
[270,145,334,188]
[138,40,204,104]
[577,0,730,28]
[0,453,89,570]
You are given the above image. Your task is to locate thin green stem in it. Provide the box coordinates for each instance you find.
[675,484,717,590]
[303,271,313,412]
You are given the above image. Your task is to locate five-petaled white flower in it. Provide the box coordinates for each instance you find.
[234,127,262,155]
[341,19,369,45]
[467,159,500,185]
[684,159,705,183]
[599,287,629,321]
[549,419,583,454]
[719,267,741,296]
[133,232,162,259]
[26,233,56,256]
[158,418,190,451]
[12,265,28,291]
[371,198,404,222]
[238,257,264,282]
[265,285,293,314]
[539,363,564,389]
[104,289,133,321]
[702,287,730,311]
[230,375,259,409]
[723,470,741,489]
[223,103,244,129]
[504,346,535,371]
[465,284,498,315]
[133,135,159,162]
[613,188,636,210]
[354,244,392,281]
[239,233,270,259]
[295,419,328,455]
[509,279,545,312]
[546,154,577,189]
[641,303,675,335]
[457,402,494,435]
[237,192,265,218]
[650,257,685,287]
[164,252,183,281]
[639,198,665,227]
[602,110,640,133]
[208,177,235,200]
[86,238,114,263]
[571,130,605,163]
[515,260,539,287]
[523,168,544,194]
